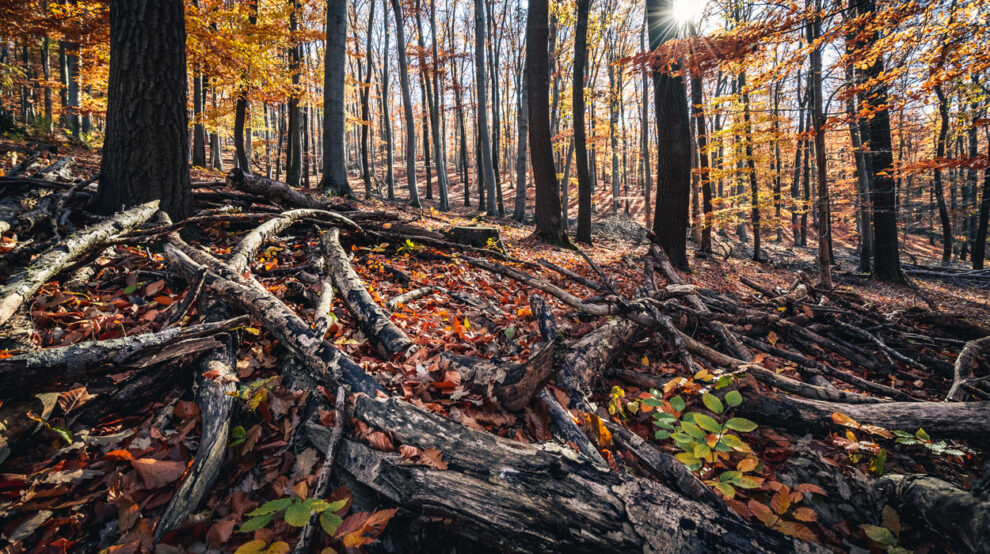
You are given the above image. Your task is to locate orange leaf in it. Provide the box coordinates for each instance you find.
[131,458,187,489]
[153,296,174,306]
[792,507,818,522]
[106,449,135,461]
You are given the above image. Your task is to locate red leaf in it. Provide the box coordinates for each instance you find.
[130,458,187,489]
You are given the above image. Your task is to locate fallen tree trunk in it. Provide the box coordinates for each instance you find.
[874,474,990,553]
[306,395,819,553]
[322,228,412,358]
[946,335,990,402]
[227,209,359,272]
[154,305,238,541]
[738,385,990,440]
[0,315,247,393]
[0,201,159,328]
[227,168,333,210]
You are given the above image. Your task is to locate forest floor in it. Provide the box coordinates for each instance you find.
[1,140,989,553]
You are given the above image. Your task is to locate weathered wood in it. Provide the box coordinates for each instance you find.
[947,335,990,401]
[227,209,359,272]
[649,244,753,360]
[163,242,384,396]
[306,395,818,553]
[739,385,990,440]
[322,228,412,358]
[0,316,246,394]
[0,201,159,328]
[566,317,644,393]
[154,305,238,540]
[227,168,333,210]
[538,258,605,292]
[874,474,990,553]
[443,225,505,251]
[442,337,564,411]
[386,285,438,311]
[737,335,920,401]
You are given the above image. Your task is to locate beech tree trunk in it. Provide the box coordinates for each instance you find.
[390,0,421,207]
[320,0,354,197]
[474,0,498,216]
[933,85,953,265]
[96,0,193,220]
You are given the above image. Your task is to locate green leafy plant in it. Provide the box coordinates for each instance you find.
[397,239,421,254]
[643,390,760,498]
[240,496,347,535]
[893,428,968,458]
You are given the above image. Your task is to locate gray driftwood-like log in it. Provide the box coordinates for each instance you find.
[322,228,412,358]
[874,474,990,553]
[154,305,238,541]
[227,168,332,210]
[946,335,990,401]
[163,243,384,396]
[0,201,159,328]
[386,286,438,311]
[739,385,990,440]
[0,315,247,393]
[442,337,564,411]
[227,209,359,272]
[306,395,819,554]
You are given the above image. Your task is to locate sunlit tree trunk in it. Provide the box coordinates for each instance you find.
[513,71,529,222]
[474,0,498,216]
[807,4,831,288]
[321,0,355,196]
[933,84,953,265]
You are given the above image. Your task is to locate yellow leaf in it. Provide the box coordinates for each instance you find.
[767,331,779,347]
[641,356,650,367]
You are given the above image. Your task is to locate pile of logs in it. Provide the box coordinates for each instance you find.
[1,165,988,553]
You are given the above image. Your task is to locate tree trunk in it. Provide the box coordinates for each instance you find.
[474,0,498,216]
[852,0,903,282]
[286,0,303,188]
[526,0,568,245]
[689,26,712,255]
[513,71,529,222]
[808,6,831,288]
[974,127,990,269]
[97,0,193,220]
[933,84,953,266]
[320,0,355,197]
[740,71,762,262]
[390,0,421,207]
[192,71,207,167]
[641,25,653,230]
[647,0,692,270]
[574,0,593,243]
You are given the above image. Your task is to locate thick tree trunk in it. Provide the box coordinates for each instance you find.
[96,0,193,220]
[286,0,303,188]
[192,71,207,167]
[647,0,692,270]
[526,0,568,245]
[933,85,953,266]
[975,128,990,269]
[807,8,831,288]
[852,0,903,282]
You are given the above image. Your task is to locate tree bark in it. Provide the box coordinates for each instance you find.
[320,0,355,197]
[390,0,421,207]
[96,0,193,220]
[526,0,568,245]
[574,0,593,243]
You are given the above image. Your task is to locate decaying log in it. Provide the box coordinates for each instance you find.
[739,385,990,440]
[0,191,30,235]
[227,168,333,210]
[0,201,159,328]
[874,474,990,553]
[443,225,506,252]
[946,335,990,402]
[442,337,564,411]
[0,316,247,394]
[566,317,644,393]
[386,286,438,311]
[322,228,412,358]
[538,258,605,292]
[227,209,359,272]
[306,395,818,553]
[154,306,238,541]
[163,243,383,396]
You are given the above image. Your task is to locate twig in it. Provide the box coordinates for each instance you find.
[294,385,346,554]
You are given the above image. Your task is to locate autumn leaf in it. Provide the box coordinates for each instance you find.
[130,458,187,489]
[336,509,398,548]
